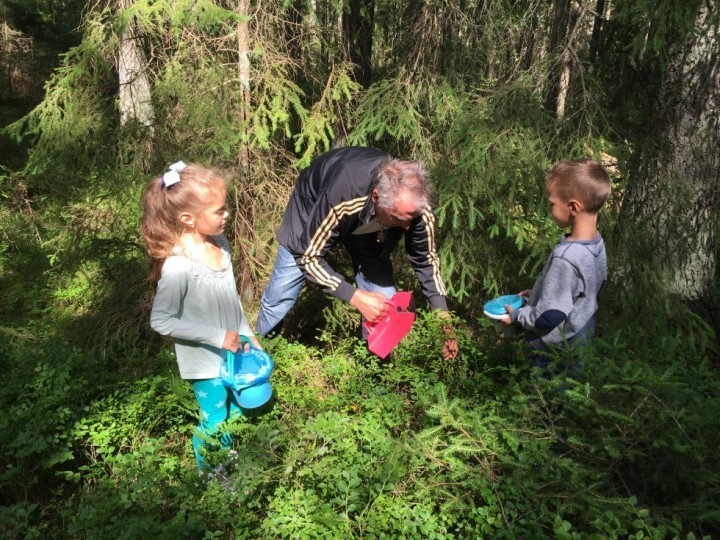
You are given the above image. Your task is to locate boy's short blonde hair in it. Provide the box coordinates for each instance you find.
[546,159,611,213]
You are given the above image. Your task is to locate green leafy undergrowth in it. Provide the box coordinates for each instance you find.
[1,316,718,538]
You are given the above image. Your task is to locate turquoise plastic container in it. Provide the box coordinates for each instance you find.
[483,294,524,319]
[221,339,274,409]
[234,380,273,409]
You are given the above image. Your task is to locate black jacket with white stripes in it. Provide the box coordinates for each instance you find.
[276,146,449,310]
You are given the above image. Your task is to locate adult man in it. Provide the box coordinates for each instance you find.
[256,146,457,358]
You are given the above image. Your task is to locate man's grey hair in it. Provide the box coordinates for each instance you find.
[371,158,432,210]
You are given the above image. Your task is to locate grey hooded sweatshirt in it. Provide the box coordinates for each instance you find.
[510,234,606,350]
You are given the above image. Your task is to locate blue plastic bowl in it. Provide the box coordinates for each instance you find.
[237,381,273,409]
[483,294,524,319]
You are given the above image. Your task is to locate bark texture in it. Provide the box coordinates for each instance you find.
[117,1,154,129]
[344,0,375,87]
[622,1,720,302]
[238,0,251,171]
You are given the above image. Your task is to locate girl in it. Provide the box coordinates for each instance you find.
[140,161,262,472]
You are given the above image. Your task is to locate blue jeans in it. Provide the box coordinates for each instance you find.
[256,245,396,337]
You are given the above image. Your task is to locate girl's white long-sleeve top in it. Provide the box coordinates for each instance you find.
[150,234,254,379]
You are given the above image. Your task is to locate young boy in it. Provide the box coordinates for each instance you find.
[499,159,611,363]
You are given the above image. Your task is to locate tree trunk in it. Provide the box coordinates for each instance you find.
[588,0,606,64]
[396,0,425,76]
[285,0,303,61]
[620,0,720,304]
[543,0,570,113]
[237,0,251,172]
[117,0,154,130]
[343,0,375,87]
[554,2,584,119]
[519,9,538,71]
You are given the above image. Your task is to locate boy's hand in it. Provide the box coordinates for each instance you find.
[499,290,528,324]
[499,304,514,325]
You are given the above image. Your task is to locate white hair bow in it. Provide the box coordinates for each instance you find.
[161,161,187,188]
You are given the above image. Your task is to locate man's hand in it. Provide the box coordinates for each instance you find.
[442,336,459,360]
[350,289,391,324]
[437,310,459,360]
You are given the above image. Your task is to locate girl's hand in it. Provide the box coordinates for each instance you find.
[223,330,241,352]
[518,289,531,298]
[233,335,262,352]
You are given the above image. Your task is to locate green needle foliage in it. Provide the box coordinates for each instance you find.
[1,0,719,537]
[1,318,718,537]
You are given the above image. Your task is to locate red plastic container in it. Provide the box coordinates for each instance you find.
[364,291,416,359]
